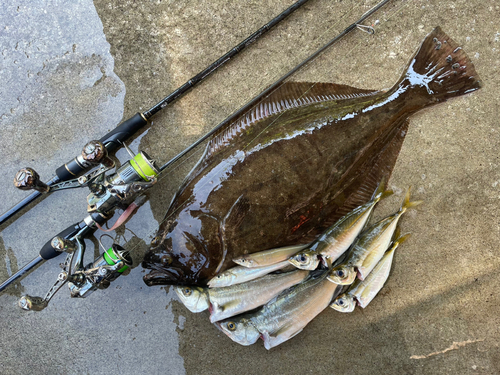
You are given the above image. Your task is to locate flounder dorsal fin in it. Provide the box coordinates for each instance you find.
[204,82,380,162]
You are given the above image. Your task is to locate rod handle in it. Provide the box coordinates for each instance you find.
[99,112,148,153]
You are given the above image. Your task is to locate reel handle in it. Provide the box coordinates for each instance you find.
[19,295,48,311]
[14,168,49,193]
[40,222,87,260]
[81,140,114,168]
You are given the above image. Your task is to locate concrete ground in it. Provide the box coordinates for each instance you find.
[0,0,499,374]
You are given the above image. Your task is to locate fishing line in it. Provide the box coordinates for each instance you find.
[122,0,399,259]
[115,0,366,210]
[145,0,366,184]
[148,3,367,190]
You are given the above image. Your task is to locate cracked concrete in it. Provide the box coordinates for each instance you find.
[1,0,500,374]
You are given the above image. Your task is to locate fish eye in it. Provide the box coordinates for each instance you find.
[338,299,344,306]
[227,322,237,331]
[297,254,307,263]
[161,254,173,266]
[337,269,345,278]
[183,287,192,296]
[151,236,161,247]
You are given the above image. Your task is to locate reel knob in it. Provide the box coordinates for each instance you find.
[14,168,49,193]
[82,140,114,168]
[19,295,48,311]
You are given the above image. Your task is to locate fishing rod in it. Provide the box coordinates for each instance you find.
[0,0,310,227]
[0,0,310,303]
[0,0,392,311]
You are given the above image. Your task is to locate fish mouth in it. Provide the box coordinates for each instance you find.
[142,263,185,286]
[213,321,227,335]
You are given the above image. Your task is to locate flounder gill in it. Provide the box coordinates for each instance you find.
[143,27,481,286]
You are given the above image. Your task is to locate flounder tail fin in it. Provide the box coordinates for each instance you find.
[398,26,482,102]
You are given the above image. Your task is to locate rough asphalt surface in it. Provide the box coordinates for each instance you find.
[1,0,499,374]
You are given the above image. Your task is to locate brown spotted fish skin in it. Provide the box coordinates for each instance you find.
[143,27,481,287]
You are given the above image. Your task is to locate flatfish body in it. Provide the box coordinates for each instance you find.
[143,27,481,286]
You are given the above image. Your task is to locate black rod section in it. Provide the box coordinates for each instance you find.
[160,0,392,171]
[0,176,60,226]
[143,0,311,119]
[0,256,44,293]
[0,0,310,227]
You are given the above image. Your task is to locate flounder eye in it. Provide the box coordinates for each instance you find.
[151,236,161,247]
[161,254,173,266]
[183,288,192,296]
[227,322,237,331]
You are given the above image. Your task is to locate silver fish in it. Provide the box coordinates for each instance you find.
[209,270,308,322]
[328,188,421,285]
[207,260,289,288]
[288,180,392,270]
[330,233,410,312]
[233,244,309,268]
[217,271,341,349]
[174,286,209,313]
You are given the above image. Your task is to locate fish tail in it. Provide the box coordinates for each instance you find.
[372,177,393,203]
[388,232,411,255]
[394,232,411,247]
[396,26,482,104]
[400,187,423,213]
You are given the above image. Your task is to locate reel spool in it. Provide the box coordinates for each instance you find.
[68,244,133,298]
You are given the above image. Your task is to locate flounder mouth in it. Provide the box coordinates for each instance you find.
[142,264,185,286]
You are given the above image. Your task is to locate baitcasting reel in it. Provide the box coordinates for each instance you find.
[12,140,159,310]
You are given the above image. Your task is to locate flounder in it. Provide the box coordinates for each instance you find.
[143,27,481,286]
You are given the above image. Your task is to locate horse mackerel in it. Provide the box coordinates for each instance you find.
[330,233,410,312]
[218,271,341,349]
[207,260,290,288]
[233,244,309,268]
[288,179,392,270]
[175,270,309,321]
[328,188,421,285]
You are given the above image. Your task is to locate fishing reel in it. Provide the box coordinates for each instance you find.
[14,140,159,215]
[12,140,159,310]
[19,237,132,311]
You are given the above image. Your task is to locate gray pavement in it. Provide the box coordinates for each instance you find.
[1,0,499,374]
